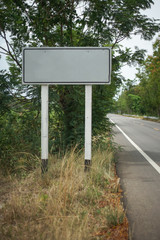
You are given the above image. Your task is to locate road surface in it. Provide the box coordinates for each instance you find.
[108,114,160,240]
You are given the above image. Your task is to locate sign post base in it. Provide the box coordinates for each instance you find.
[84,159,92,172]
[41,159,48,174]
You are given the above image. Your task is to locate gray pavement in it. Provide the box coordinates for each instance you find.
[108,114,160,240]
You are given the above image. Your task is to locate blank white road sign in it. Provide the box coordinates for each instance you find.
[22,47,111,85]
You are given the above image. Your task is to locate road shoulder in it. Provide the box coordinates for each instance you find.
[113,125,160,240]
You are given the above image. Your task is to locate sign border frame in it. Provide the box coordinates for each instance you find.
[22,47,111,85]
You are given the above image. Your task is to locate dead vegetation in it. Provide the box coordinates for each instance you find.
[0,147,128,240]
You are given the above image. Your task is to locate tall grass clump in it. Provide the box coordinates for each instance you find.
[0,143,128,240]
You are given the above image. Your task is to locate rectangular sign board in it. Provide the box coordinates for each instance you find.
[22,47,111,85]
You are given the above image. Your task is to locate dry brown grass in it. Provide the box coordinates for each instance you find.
[0,147,128,240]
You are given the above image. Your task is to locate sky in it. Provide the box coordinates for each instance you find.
[121,0,160,80]
[0,0,160,80]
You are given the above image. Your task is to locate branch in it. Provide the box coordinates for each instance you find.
[0,51,9,55]
[0,31,22,69]
[0,46,9,54]
[112,30,126,49]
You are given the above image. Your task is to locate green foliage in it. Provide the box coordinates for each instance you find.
[53,85,85,152]
[0,105,41,174]
[115,83,146,115]
[0,0,160,172]
[127,94,141,114]
[114,36,160,117]
[0,71,13,114]
[105,207,125,227]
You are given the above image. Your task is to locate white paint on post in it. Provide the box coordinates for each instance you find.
[85,85,92,164]
[41,85,49,172]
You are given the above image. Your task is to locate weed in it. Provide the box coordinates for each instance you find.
[105,206,125,227]
[0,145,128,240]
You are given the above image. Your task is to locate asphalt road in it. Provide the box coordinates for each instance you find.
[108,114,160,240]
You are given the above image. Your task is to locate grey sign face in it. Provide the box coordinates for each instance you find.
[22,47,111,85]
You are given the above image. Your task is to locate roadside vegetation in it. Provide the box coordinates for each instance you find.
[0,1,160,239]
[0,142,128,240]
[114,37,160,118]
[1,0,159,175]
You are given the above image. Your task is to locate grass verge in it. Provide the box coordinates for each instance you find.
[0,145,128,240]
[121,114,160,123]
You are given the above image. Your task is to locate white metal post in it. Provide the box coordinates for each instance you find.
[85,85,92,170]
[41,85,49,173]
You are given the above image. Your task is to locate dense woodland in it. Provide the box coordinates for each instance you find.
[114,37,160,117]
[0,0,160,174]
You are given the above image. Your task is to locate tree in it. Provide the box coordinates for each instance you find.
[115,83,143,115]
[137,37,160,117]
[116,36,160,117]
[0,0,159,156]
